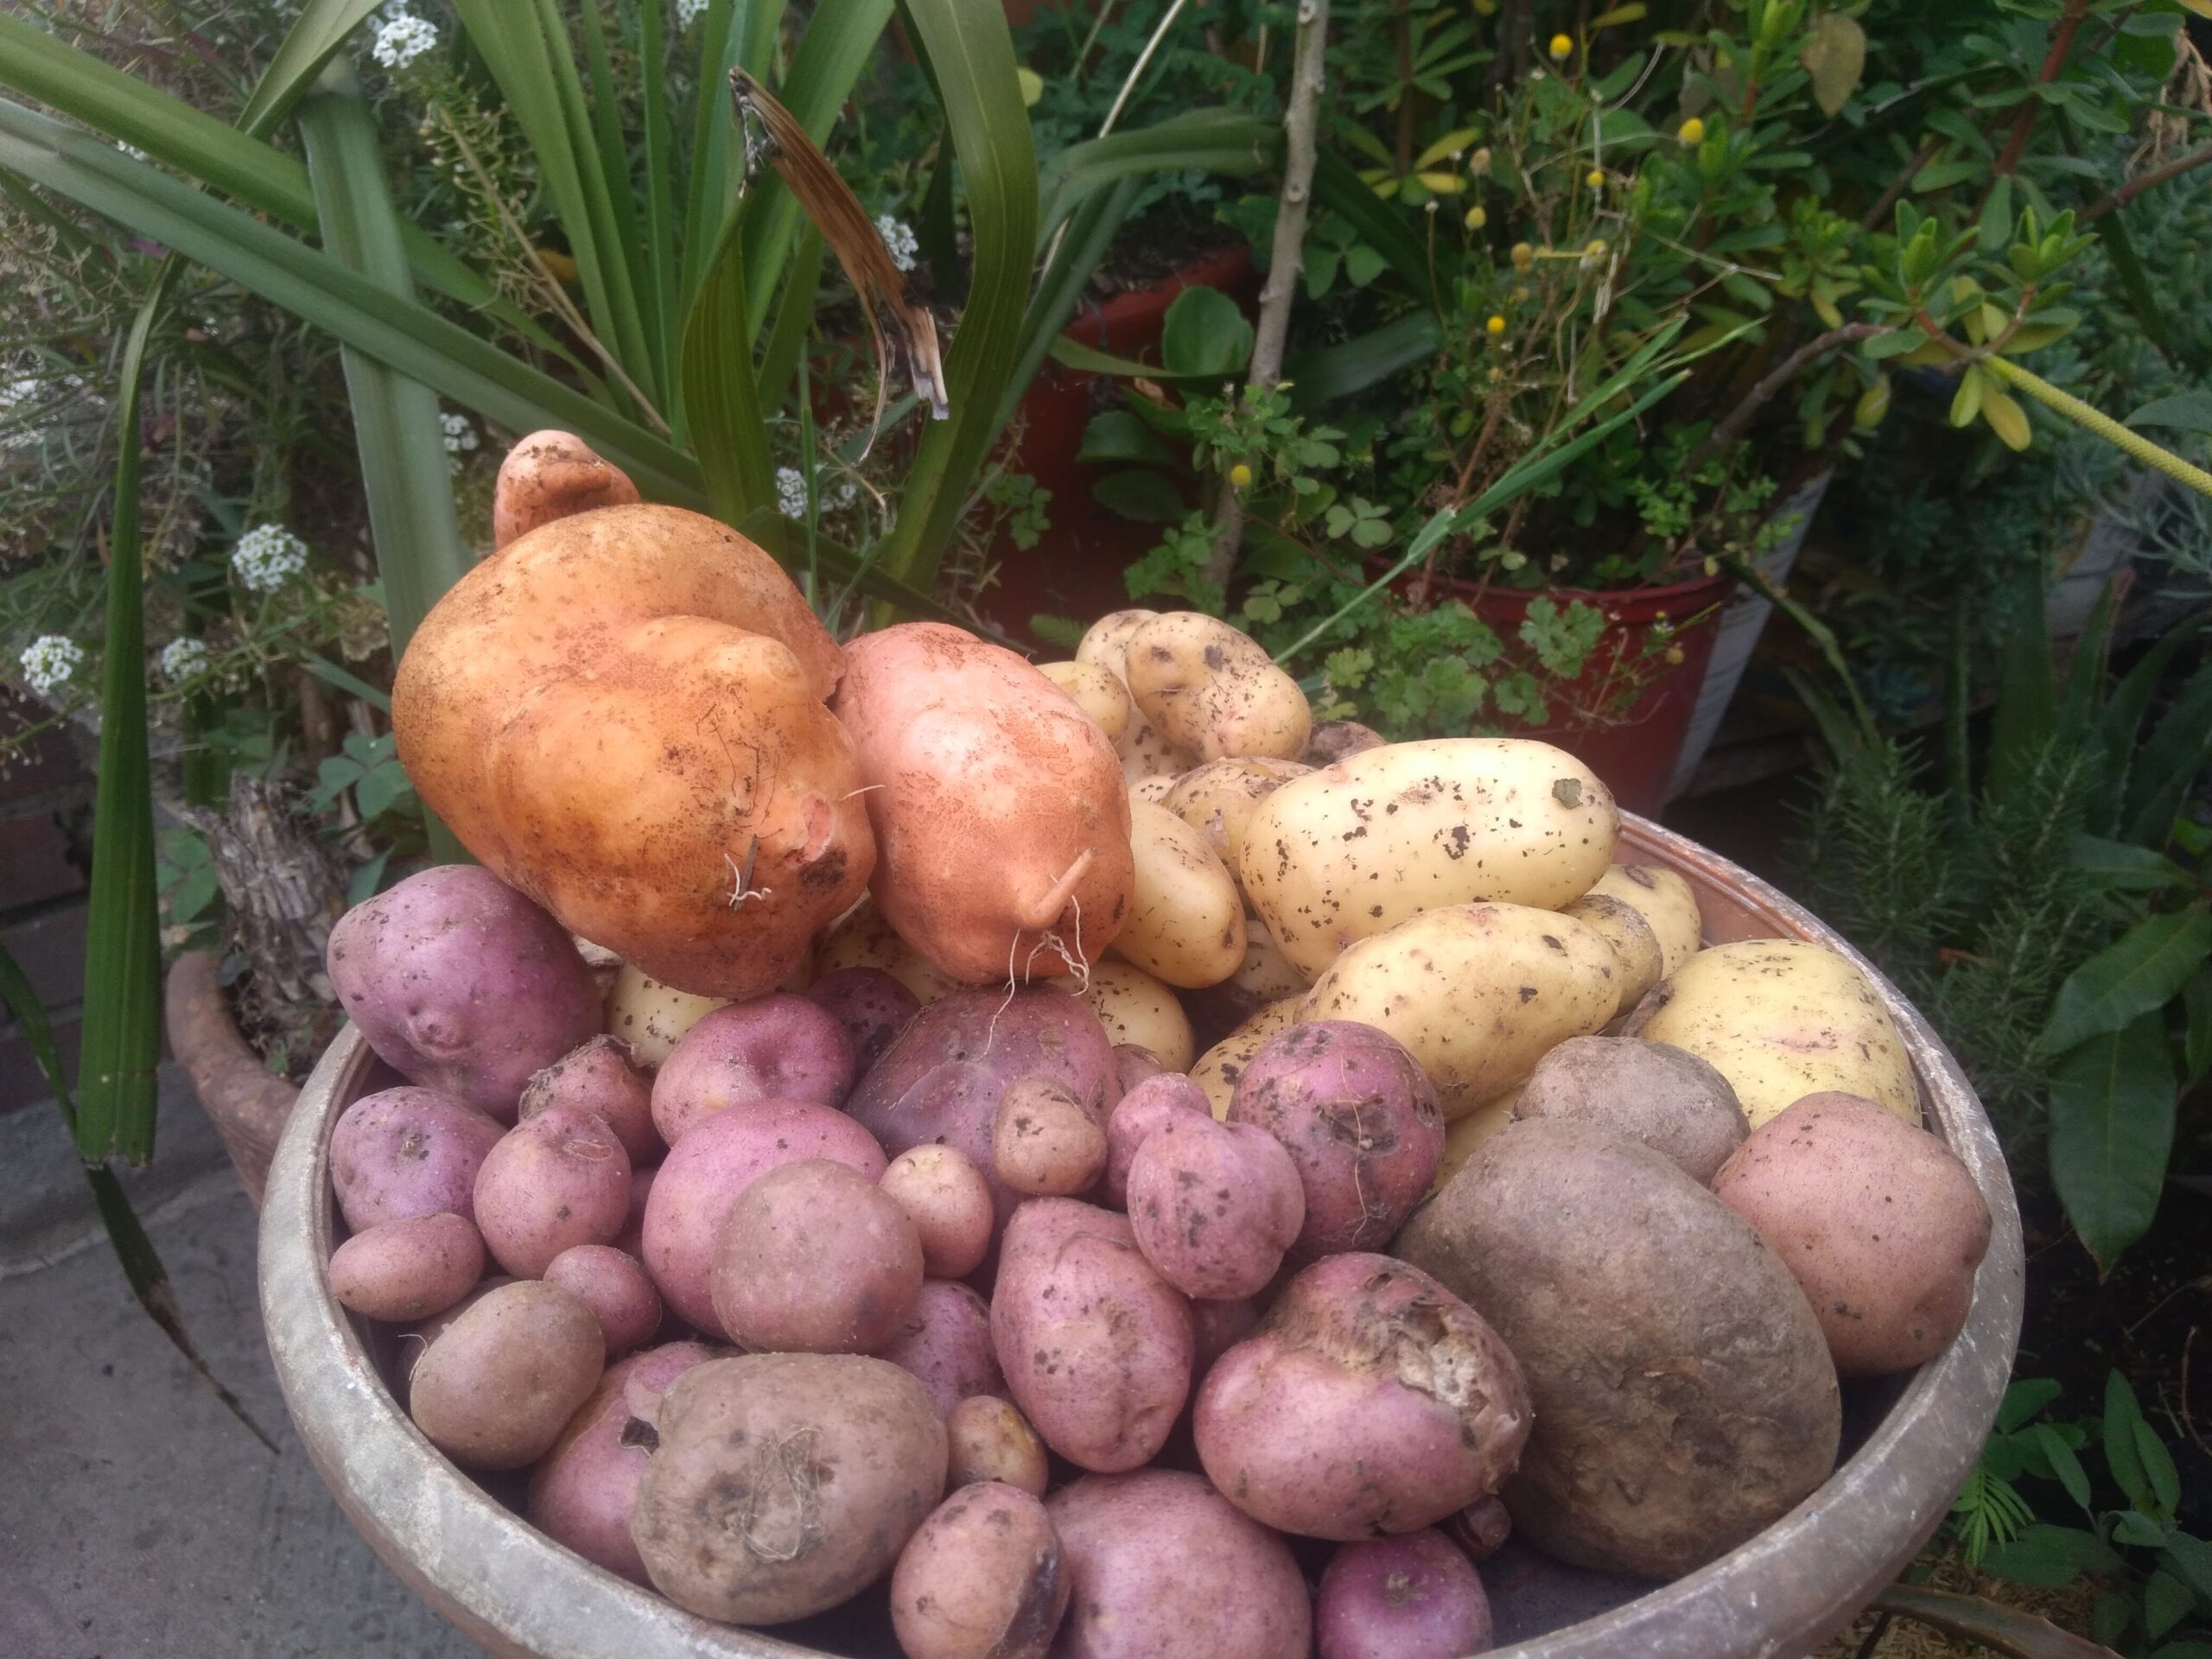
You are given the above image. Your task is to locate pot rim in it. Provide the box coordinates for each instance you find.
[258,813,2022,1659]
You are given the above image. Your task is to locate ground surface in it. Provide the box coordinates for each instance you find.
[0,1067,477,1659]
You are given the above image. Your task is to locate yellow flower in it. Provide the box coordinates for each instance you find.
[1585,167,1605,188]
[1470,146,1493,175]
[1511,284,1529,302]
[1510,240,1535,270]
[1229,463,1254,490]
[1548,33,1573,60]
[1664,645,1687,666]
[1585,238,1608,258]
[1677,116,1707,147]
[1465,205,1488,230]
[1485,315,1507,337]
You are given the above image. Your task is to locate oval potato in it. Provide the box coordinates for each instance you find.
[1634,939,1917,1128]
[1191,997,1303,1119]
[1303,903,1618,1119]
[1244,739,1618,980]
[1161,758,1311,889]
[1039,660,1133,743]
[1124,613,1310,763]
[1058,958,1196,1072]
[1128,776,1176,806]
[1077,609,1195,783]
[1113,803,1247,989]
[605,964,728,1066]
[1585,863,1702,978]
[1560,893,1663,1017]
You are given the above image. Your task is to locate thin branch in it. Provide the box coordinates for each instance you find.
[1861,136,1942,230]
[2082,141,2212,219]
[1691,324,1886,464]
[1987,0,2094,186]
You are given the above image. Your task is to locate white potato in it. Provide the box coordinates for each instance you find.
[1560,893,1664,1018]
[1244,738,1619,981]
[1074,609,1160,678]
[1124,612,1311,762]
[606,965,728,1065]
[1191,997,1304,1119]
[1077,609,1196,782]
[1038,659,1133,743]
[1633,939,1917,1130]
[1055,958,1197,1072]
[1129,775,1177,806]
[1111,803,1247,989]
[1302,902,1619,1119]
[813,895,965,1001]
[1160,758,1312,890]
[1585,863,1703,978]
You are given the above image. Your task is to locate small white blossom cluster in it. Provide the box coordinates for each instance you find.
[1,372,87,450]
[874,214,919,274]
[159,637,212,682]
[676,0,710,27]
[232,524,309,593]
[372,6,440,71]
[776,467,809,519]
[442,410,479,473]
[19,635,85,699]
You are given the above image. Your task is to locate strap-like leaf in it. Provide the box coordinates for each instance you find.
[681,214,776,526]
[2038,907,2212,1054]
[2048,1013,2178,1274]
[237,0,382,137]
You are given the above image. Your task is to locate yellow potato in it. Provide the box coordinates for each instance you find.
[1585,864,1703,978]
[1054,958,1197,1072]
[1634,939,1918,1129]
[1161,758,1312,888]
[1302,902,1619,1119]
[1112,803,1247,989]
[1428,1088,1519,1196]
[1225,914,1312,1006]
[1038,660,1133,744]
[1074,609,1160,677]
[813,895,964,1002]
[1124,612,1311,762]
[1244,738,1620,981]
[605,965,728,1065]
[1560,893,1664,1018]
[1192,997,1304,1119]
[1129,775,1177,806]
[1077,609,1195,782]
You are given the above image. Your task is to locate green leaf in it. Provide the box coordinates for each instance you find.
[2051,1022,2177,1275]
[2037,909,2212,1054]
[2069,835,2196,893]
[1313,148,1437,312]
[2184,968,2212,1087]
[1077,410,1176,467]
[755,226,826,419]
[2125,662,2212,847]
[1980,1525,2125,1589]
[1999,1378,2065,1433]
[1160,287,1254,378]
[1285,313,1446,408]
[2126,391,2212,435]
[1093,470,1189,523]
[301,653,391,714]
[998,178,1141,440]
[238,0,384,137]
[1801,11,1866,117]
[680,212,774,528]
[2113,1508,2170,1549]
[2163,1534,2212,1605]
[1039,111,1279,240]
[2033,1425,2094,1509]
[2145,1572,2194,1641]
[2106,1371,2153,1510]
[353,759,415,823]
[2135,1417,2181,1518]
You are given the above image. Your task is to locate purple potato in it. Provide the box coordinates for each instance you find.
[878,1280,1007,1416]
[1315,1530,1492,1659]
[650,992,858,1144]
[330,1085,505,1232]
[1127,1114,1304,1300]
[804,966,922,1073]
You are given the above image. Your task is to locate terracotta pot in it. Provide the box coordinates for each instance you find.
[258,815,2022,1659]
[165,949,299,1206]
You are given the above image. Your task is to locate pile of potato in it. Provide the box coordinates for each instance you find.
[318,448,1994,1659]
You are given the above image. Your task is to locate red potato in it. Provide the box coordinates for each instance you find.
[880,1146,995,1279]
[891,1482,1071,1659]
[330,1086,506,1233]
[1127,1114,1305,1300]
[804,965,920,1073]
[1102,1071,1211,1209]
[1047,1470,1312,1659]
[639,1098,887,1335]
[327,1212,486,1324]
[1113,1043,1167,1094]
[993,1074,1109,1197]
[525,1340,716,1583]
[1229,1021,1444,1257]
[326,865,601,1121]
[878,1280,1005,1416]
[1315,1530,1493,1659]
[543,1244,662,1357]
[408,1280,604,1470]
[649,993,857,1145]
[1195,1254,1532,1540]
[613,1162,656,1257]
[992,1198,1194,1473]
[833,622,1136,984]
[472,1104,632,1279]
[520,1035,660,1166]
[946,1395,1051,1495]
[709,1159,924,1354]
[1446,1496,1512,1562]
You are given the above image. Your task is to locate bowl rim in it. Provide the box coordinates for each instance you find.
[258,812,2023,1659]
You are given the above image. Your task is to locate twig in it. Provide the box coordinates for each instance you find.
[1690,325,1885,465]
[1986,0,2094,188]
[2082,142,2212,219]
[1861,136,1942,230]
[1982,353,2212,496]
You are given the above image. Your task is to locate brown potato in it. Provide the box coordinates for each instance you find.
[407,1280,605,1470]
[1513,1035,1747,1184]
[327,1212,486,1325]
[994,1075,1110,1198]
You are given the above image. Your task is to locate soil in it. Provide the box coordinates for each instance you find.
[223,962,340,1085]
[1089,196,1246,294]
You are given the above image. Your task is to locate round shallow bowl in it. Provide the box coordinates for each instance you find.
[259,814,2023,1659]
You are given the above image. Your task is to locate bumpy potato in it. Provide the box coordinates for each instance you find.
[1585,863,1702,977]
[1192,998,1304,1118]
[1397,1119,1841,1579]
[1161,758,1313,887]
[407,1280,605,1470]
[1559,893,1663,1017]
[1039,660,1134,743]
[1124,613,1311,763]
[1103,1072,1211,1209]
[1077,609,1196,783]
[1114,803,1247,988]
[1127,1114,1305,1299]
[1514,1034,1746,1183]
[521,1035,659,1166]
[604,964,728,1066]
[994,1075,1111,1198]
[1303,903,1618,1119]
[1634,938,1918,1128]
[1065,957,1196,1071]
[1243,739,1619,980]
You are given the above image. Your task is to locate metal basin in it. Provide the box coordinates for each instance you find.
[258,814,2024,1659]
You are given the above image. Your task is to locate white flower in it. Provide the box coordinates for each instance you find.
[676,0,710,27]
[0,376,41,450]
[833,479,859,511]
[874,213,919,274]
[232,524,309,593]
[159,637,212,682]
[776,467,809,520]
[19,635,85,699]
[372,10,439,70]
[440,411,479,454]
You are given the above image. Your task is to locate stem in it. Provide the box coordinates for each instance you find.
[2082,142,2212,220]
[1986,0,2092,186]
[1861,136,1942,231]
[1204,0,1331,591]
[1980,353,2212,497]
[1691,325,1886,465]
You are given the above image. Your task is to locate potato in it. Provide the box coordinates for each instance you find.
[947,1395,1050,1496]
[1229,1020,1443,1256]
[1192,998,1304,1118]
[1116,803,1247,988]
[394,504,873,1001]
[1113,1042,1166,1093]
[992,1198,1193,1472]
[520,1035,660,1166]
[640,1097,887,1335]
[1243,738,1618,981]
[1513,1035,1747,1183]
[1063,958,1195,1071]
[1190,917,1313,1031]
[525,1340,715,1583]
[330,1086,506,1232]
[892,1482,1071,1659]
[1303,903,1618,1119]
[604,964,728,1066]
[1584,863,1703,978]
[1074,608,1160,677]
[1076,608,1197,784]
[1316,1530,1492,1659]
[1303,720,1385,767]
[408,1280,604,1470]
[630,1353,947,1624]
[814,895,965,1005]
[1634,938,1919,1128]
[1395,1118,1842,1579]
[1127,1114,1304,1299]
[327,1212,485,1324]
[1558,893,1663,1017]
[1103,1071,1211,1209]
[649,992,857,1145]
[327,866,603,1120]
[1124,613,1312,763]
[1128,774,1177,804]
[472,1105,632,1278]
[1161,758,1313,887]
[1194,1254,1530,1539]
[1046,1470,1311,1659]
[491,429,641,550]
[543,1244,662,1357]
[1192,1294,1265,1372]
[879,1280,1006,1416]
[1039,659,1135,743]
[804,964,921,1073]
[880,1146,995,1279]
[835,622,1136,985]
[710,1159,924,1354]
[1446,1495,1512,1562]
[1713,1092,1991,1375]
[994,1075,1110,1198]
[1428,1093,1516,1195]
